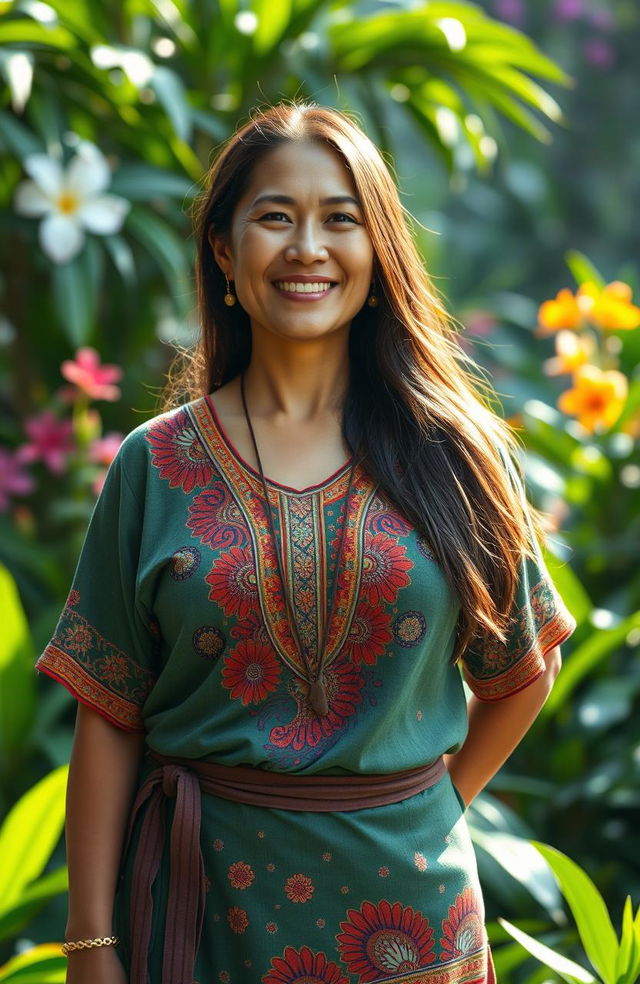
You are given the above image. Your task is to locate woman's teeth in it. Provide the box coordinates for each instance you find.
[274,281,333,294]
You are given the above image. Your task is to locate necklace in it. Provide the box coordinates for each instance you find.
[240,373,356,717]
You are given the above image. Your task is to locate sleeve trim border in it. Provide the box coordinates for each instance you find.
[36,647,145,733]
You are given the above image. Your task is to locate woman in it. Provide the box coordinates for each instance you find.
[38,101,576,984]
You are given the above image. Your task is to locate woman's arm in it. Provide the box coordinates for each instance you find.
[64,703,145,982]
[444,646,562,807]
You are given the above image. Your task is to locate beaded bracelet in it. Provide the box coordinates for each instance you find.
[61,935,120,956]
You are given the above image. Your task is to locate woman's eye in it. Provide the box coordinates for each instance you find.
[329,212,357,224]
[259,212,290,222]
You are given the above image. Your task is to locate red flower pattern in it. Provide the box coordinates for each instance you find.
[227,906,249,934]
[146,410,214,493]
[262,946,349,984]
[227,861,255,890]
[187,484,249,549]
[284,873,314,903]
[361,533,413,606]
[268,659,364,750]
[337,900,435,982]
[344,600,392,665]
[439,887,484,960]
[206,547,258,619]
[222,640,281,705]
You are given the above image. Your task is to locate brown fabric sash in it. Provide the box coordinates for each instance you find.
[126,753,447,984]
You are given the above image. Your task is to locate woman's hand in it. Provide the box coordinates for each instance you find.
[65,946,128,984]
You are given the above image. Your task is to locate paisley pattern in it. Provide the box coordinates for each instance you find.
[37,395,575,983]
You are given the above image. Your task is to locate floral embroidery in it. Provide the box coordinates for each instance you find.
[262,945,349,984]
[284,873,314,903]
[337,900,435,981]
[462,574,576,699]
[206,547,258,619]
[193,626,226,660]
[213,839,224,852]
[367,493,412,537]
[439,887,484,961]
[228,861,255,890]
[227,906,249,934]
[37,606,155,731]
[187,483,250,550]
[344,601,393,666]
[222,641,281,705]
[146,409,213,493]
[268,659,364,751]
[378,867,390,878]
[416,535,437,562]
[266,922,278,934]
[230,612,271,644]
[414,852,428,872]
[393,611,427,648]
[169,546,201,580]
[67,588,80,607]
[361,533,413,606]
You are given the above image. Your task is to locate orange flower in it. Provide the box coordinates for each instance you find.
[543,330,595,376]
[577,281,640,331]
[537,288,582,334]
[558,365,628,433]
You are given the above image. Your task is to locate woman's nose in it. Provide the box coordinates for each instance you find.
[285,222,329,263]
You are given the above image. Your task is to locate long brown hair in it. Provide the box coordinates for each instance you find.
[164,100,544,661]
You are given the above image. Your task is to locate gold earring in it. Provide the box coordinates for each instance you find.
[367,282,378,308]
[224,275,237,307]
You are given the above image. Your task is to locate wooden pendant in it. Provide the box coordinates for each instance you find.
[309,678,329,717]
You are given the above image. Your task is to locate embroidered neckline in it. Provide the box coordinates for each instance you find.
[204,394,354,496]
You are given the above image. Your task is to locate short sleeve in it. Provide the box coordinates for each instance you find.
[460,455,576,702]
[36,436,158,731]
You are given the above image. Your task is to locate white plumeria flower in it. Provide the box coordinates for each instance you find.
[14,142,130,264]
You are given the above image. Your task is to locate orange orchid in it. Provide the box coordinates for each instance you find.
[557,365,628,433]
[543,330,595,376]
[537,288,582,334]
[577,280,640,331]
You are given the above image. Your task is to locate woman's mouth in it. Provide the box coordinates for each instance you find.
[272,280,337,299]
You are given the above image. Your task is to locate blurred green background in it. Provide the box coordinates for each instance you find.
[1,0,639,980]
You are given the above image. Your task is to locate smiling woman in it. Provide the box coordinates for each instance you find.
[37,101,575,984]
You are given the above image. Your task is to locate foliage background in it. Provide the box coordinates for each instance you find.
[1,0,639,980]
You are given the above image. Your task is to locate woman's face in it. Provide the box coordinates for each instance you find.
[211,140,375,344]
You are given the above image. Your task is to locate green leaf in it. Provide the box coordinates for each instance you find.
[110,164,196,202]
[0,20,76,50]
[0,565,36,754]
[615,897,633,981]
[498,918,597,984]
[533,842,618,983]
[52,251,96,347]
[150,65,192,143]
[469,828,562,916]
[126,206,192,316]
[252,0,292,53]
[544,610,640,713]
[0,109,41,158]
[565,250,605,290]
[0,765,68,915]
[0,944,65,983]
[0,867,68,940]
[542,549,591,626]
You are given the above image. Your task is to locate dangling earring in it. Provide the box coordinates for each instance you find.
[224,274,237,307]
[367,281,378,308]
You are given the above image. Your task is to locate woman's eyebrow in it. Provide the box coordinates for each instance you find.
[250,193,362,208]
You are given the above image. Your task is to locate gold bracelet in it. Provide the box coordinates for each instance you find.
[61,935,120,956]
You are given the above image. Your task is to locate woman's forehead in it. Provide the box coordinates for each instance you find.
[239,141,359,207]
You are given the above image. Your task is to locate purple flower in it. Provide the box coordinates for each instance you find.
[552,0,585,22]
[0,448,35,510]
[493,0,525,25]
[21,410,75,474]
[583,38,615,67]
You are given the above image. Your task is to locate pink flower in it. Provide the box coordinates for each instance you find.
[583,38,615,68]
[0,448,35,510]
[60,347,122,401]
[552,0,584,22]
[89,432,124,466]
[493,0,525,26]
[20,410,74,474]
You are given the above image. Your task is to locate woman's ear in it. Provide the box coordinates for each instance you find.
[208,227,234,279]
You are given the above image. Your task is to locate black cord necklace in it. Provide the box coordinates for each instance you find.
[240,372,356,717]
